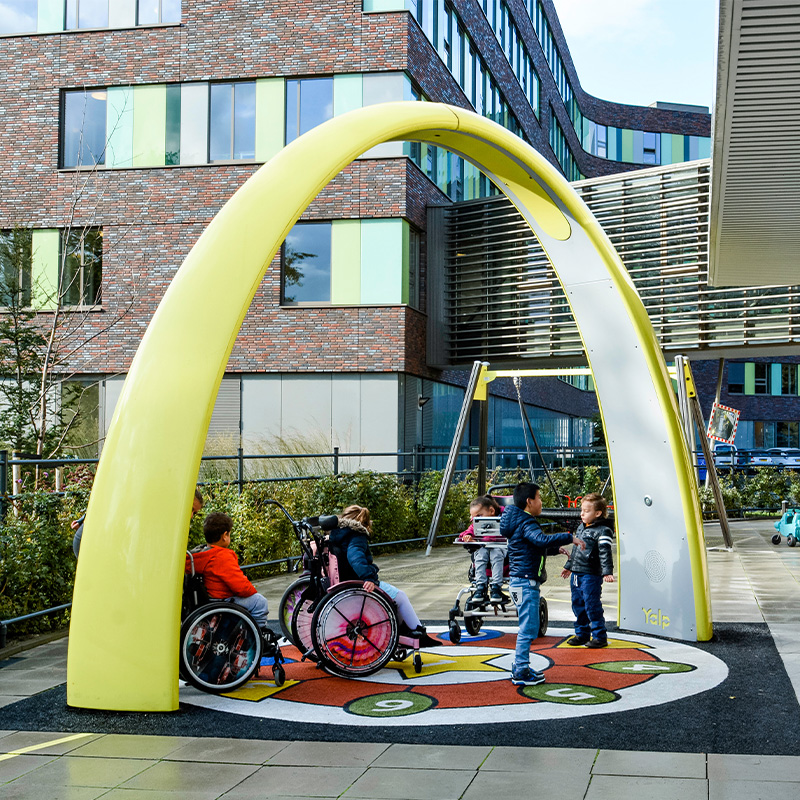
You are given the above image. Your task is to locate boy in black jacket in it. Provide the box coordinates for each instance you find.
[561,493,615,648]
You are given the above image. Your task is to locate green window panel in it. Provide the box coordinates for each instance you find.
[109,0,136,27]
[180,83,209,165]
[331,220,361,304]
[132,84,166,167]
[255,78,285,163]
[165,85,181,165]
[401,220,410,304]
[38,0,64,32]
[771,363,782,395]
[361,219,404,304]
[620,128,634,163]
[334,74,363,116]
[31,229,59,310]
[744,362,755,395]
[106,87,134,169]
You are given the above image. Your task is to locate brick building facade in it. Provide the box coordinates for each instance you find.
[0,0,712,465]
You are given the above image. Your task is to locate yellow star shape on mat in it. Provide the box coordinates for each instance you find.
[388,650,507,679]
[555,637,652,650]
[222,678,300,702]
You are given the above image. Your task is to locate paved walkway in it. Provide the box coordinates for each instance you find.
[1,520,800,799]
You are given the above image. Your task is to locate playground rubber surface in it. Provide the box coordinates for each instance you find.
[2,621,797,755]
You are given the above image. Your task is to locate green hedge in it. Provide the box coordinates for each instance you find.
[2,464,791,640]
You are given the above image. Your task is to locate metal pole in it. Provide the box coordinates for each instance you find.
[478,398,488,495]
[425,360,484,555]
[333,446,339,476]
[237,447,244,495]
[705,358,725,489]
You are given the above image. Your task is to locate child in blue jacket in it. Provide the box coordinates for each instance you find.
[501,483,584,686]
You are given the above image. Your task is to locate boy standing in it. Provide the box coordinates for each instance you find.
[187,512,269,628]
[501,482,584,686]
[561,493,615,648]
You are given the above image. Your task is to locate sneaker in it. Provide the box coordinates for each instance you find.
[489,585,509,603]
[566,635,589,646]
[471,584,488,604]
[511,668,546,686]
[584,638,608,648]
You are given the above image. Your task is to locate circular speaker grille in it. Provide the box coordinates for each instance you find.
[644,550,667,583]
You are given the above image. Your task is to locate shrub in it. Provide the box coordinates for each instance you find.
[740,467,788,512]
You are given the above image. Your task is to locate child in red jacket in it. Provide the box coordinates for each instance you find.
[186,512,269,628]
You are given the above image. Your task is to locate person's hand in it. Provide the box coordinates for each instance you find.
[558,546,570,556]
[461,533,474,542]
[572,535,586,550]
[561,568,571,579]
[603,575,615,583]
[70,519,81,530]
[363,581,376,592]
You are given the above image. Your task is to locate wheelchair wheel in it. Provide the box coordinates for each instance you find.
[279,576,310,644]
[539,596,549,637]
[311,584,399,677]
[290,588,317,659]
[464,614,483,636]
[179,602,262,693]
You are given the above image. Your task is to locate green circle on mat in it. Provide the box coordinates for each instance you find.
[345,692,436,717]
[522,683,618,704]
[589,660,694,675]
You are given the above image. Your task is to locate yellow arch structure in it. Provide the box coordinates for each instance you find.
[67,102,711,712]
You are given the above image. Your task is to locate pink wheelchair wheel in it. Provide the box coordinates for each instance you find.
[279,575,310,644]
[310,585,399,677]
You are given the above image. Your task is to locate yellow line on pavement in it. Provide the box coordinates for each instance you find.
[0,732,93,761]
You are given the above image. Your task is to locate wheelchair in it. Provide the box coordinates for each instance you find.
[273,500,433,677]
[179,551,285,693]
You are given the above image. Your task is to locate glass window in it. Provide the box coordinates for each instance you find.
[728,362,745,394]
[209,82,256,161]
[66,0,110,29]
[282,223,331,304]
[285,78,334,144]
[0,229,32,308]
[138,0,180,24]
[61,228,102,306]
[408,228,421,310]
[63,90,107,168]
[1,0,38,34]
[754,363,770,394]
[782,364,797,395]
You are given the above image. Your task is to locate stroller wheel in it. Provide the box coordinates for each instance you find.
[539,597,549,636]
[448,621,462,644]
[464,615,483,636]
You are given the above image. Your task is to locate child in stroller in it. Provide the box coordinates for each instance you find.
[456,495,509,605]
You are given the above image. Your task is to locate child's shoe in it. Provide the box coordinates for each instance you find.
[471,584,488,604]
[565,635,589,646]
[489,585,509,603]
[414,625,443,648]
[584,638,608,648]
[511,667,546,685]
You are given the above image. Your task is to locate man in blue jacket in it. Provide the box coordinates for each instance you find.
[500,482,584,686]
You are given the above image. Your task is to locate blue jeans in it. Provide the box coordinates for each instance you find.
[570,573,606,641]
[230,592,269,628]
[508,577,540,672]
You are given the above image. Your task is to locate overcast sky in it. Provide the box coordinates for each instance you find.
[551,0,719,111]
